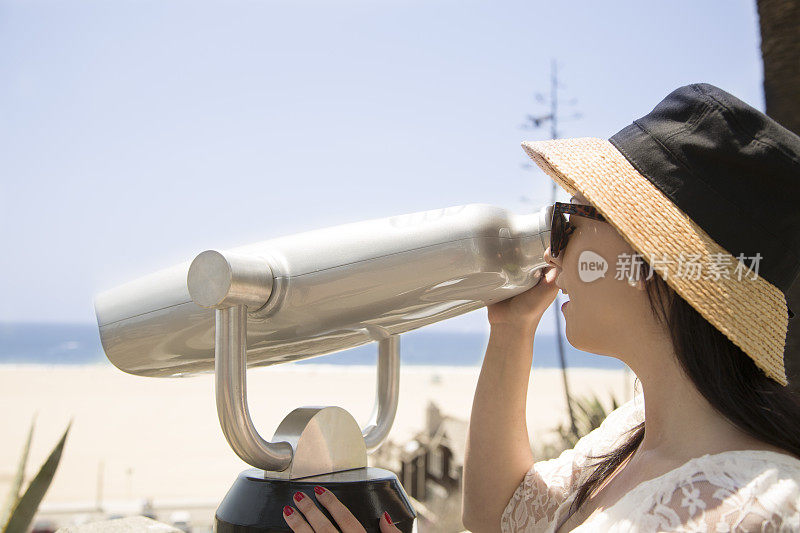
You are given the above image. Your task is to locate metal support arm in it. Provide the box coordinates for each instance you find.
[189,249,401,472]
[216,305,294,470]
[363,335,400,454]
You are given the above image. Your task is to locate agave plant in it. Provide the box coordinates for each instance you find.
[1,416,71,533]
[571,393,620,440]
[535,392,620,460]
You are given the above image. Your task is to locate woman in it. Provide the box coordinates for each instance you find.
[463,83,800,532]
[280,83,800,532]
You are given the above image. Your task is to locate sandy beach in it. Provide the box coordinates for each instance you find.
[0,363,635,527]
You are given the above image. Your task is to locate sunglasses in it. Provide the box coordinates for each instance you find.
[550,201,607,258]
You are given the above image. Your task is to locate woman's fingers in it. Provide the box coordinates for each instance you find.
[379,511,401,533]
[290,491,340,533]
[487,265,559,328]
[283,485,397,533]
[312,486,368,533]
[283,504,315,533]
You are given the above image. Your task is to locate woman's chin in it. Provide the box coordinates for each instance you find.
[563,321,589,352]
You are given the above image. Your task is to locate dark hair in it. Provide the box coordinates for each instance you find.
[568,256,800,515]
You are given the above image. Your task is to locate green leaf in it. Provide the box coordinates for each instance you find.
[3,421,71,533]
[0,415,36,529]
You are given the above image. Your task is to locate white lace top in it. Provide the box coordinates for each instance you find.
[500,394,800,532]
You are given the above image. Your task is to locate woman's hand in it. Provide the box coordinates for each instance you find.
[487,265,559,329]
[283,485,401,533]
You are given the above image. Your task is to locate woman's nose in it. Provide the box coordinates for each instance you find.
[543,246,560,267]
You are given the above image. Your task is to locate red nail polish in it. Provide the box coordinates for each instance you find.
[283,505,294,516]
[383,511,392,525]
[293,491,305,502]
[314,486,325,495]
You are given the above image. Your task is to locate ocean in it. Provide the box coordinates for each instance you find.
[0,322,624,369]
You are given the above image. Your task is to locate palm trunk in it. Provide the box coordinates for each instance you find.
[757,0,800,135]
[756,0,800,391]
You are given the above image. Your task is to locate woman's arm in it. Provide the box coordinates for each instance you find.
[462,265,559,532]
[461,323,538,533]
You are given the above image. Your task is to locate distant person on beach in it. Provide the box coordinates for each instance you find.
[462,83,800,532]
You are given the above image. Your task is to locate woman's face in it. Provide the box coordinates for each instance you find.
[545,192,660,359]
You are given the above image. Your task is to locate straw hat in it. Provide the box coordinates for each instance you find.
[522,83,800,386]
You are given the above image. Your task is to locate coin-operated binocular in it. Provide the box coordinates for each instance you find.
[94,203,554,532]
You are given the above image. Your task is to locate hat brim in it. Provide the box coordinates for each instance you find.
[522,137,789,386]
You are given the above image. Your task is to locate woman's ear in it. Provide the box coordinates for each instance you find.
[636,277,647,291]
[626,275,646,291]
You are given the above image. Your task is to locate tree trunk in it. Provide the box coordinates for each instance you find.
[757,0,800,135]
[756,0,800,390]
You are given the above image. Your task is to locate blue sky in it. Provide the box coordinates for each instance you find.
[0,0,765,334]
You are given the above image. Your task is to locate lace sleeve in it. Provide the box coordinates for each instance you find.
[500,394,644,533]
[597,451,800,532]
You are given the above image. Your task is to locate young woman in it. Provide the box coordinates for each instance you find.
[462,83,800,532]
[280,83,800,533]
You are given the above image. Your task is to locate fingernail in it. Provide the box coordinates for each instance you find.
[283,505,294,516]
[314,486,325,495]
[383,511,392,525]
[293,491,305,502]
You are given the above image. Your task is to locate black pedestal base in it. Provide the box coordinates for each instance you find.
[215,467,417,532]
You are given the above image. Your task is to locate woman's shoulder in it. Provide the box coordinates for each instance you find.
[691,448,800,480]
[613,449,800,528]
[599,449,800,532]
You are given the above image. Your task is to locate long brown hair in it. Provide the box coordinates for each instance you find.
[568,256,800,515]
